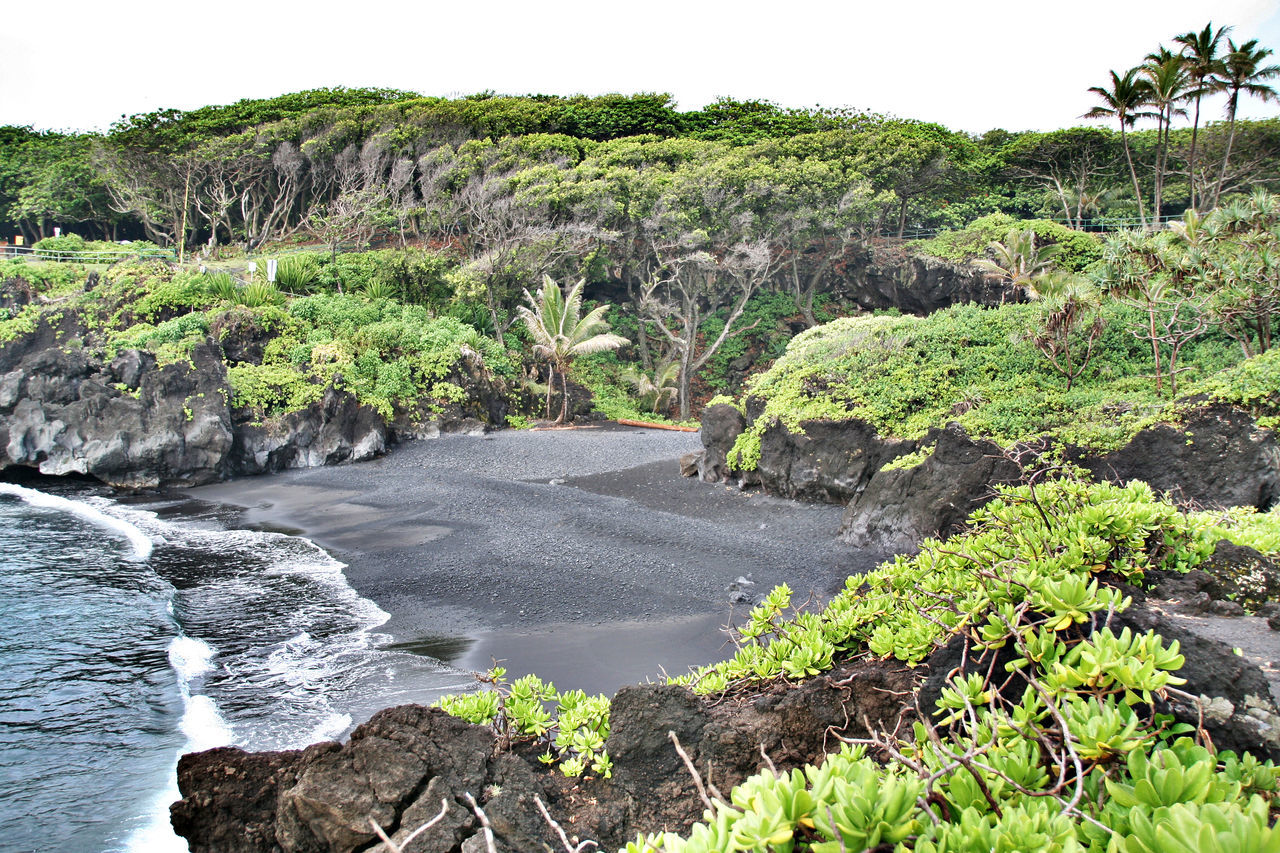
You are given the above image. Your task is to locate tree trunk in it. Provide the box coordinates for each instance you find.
[1213,104,1240,209]
[1188,95,1203,210]
[1120,125,1148,230]
[557,368,569,424]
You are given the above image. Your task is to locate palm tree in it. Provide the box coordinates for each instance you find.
[517,275,628,424]
[1141,52,1189,222]
[1212,39,1280,207]
[1084,68,1155,229]
[1174,23,1230,210]
[973,228,1061,298]
[622,361,680,414]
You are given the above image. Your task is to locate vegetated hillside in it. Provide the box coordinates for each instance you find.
[721,192,1280,473]
[3,21,1277,423]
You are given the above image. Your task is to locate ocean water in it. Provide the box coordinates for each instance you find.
[0,481,474,853]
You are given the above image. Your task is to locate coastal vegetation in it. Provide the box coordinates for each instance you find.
[1,19,1276,422]
[429,474,1280,851]
[3,17,1280,853]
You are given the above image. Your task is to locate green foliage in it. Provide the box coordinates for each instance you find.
[698,290,798,394]
[0,303,42,343]
[111,312,210,360]
[435,667,612,779]
[311,249,456,305]
[272,255,320,293]
[226,362,325,419]
[279,293,512,418]
[1193,348,1280,429]
[647,478,1280,853]
[725,300,1241,470]
[30,233,85,256]
[914,213,1104,271]
[0,259,87,296]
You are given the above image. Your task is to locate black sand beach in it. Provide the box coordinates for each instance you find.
[186,425,876,696]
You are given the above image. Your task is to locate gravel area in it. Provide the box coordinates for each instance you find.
[185,425,878,692]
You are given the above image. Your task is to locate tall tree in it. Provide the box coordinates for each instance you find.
[1084,68,1154,229]
[1001,128,1122,227]
[1213,39,1280,207]
[1141,52,1189,221]
[1174,23,1230,210]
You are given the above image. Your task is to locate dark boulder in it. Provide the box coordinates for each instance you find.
[231,388,386,476]
[1079,404,1280,511]
[755,419,916,504]
[839,423,1022,552]
[170,745,311,853]
[694,403,746,483]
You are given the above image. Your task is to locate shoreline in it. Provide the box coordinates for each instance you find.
[183,425,874,694]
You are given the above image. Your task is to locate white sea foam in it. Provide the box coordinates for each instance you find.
[0,483,153,559]
[168,634,216,680]
[124,636,233,853]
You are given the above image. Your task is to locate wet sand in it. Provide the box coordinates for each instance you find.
[185,425,878,694]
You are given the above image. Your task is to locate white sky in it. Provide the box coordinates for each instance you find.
[2,0,1278,135]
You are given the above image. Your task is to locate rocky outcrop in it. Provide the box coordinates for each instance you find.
[230,388,386,476]
[0,315,511,488]
[755,418,917,504]
[0,316,234,487]
[171,580,1280,852]
[171,657,920,853]
[694,405,1279,553]
[1078,404,1280,511]
[839,424,1022,552]
[831,244,1016,315]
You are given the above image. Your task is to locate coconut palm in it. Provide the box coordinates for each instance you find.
[517,275,628,424]
[1084,68,1155,229]
[1141,52,1189,222]
[1174,23,1230,210]
[622,361,680,414]
[1212,39,1280,207]
[973,228,1060,298]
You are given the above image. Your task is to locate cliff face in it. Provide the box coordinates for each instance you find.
[0,314,509,488]
[694,403,1280,553]
[830,243,1016,315]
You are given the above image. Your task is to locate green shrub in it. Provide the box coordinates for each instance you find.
[725,301,1242,470]
[914,213,1103,271]
[31,234,86,257]
[227,363,325,418]
[111,312,210,359]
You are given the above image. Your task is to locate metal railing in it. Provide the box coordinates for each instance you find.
[0,245,176,263]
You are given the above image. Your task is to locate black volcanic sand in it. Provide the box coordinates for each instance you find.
[185,425,878,696]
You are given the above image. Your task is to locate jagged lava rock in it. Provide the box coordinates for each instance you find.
[840,423,1021,552]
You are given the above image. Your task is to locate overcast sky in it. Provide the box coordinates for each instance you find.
[3,0,1278,135]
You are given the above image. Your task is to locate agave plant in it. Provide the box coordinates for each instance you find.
[517,275,627,424]
[204,271,239,303]
[238,281,285,308]
[273,255,320,293]
[362,279,396,300]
